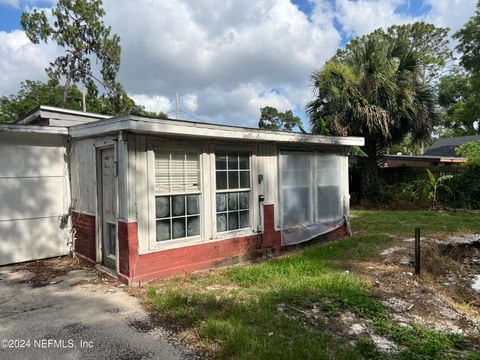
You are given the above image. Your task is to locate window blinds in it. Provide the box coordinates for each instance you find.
[154,151,200,194]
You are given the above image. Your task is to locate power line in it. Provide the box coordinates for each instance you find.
[179,109,205,123]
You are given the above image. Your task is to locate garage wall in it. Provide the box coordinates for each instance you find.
[0,132,70,265]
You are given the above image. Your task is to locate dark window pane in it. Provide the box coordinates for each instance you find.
[216,171,227,190]
[172,218,186,239]
[239,192,249,209]
[240,171,250,188]
[239,155,249,169]
[155,196,170,218]
[228,171,239,189]
[216,153,227,170]
[216,193,226,212]
[240,211,250,228]
[187,216,200,236]
[156,220,171,241]
[217,213,227,232]
[228,154,239,169]
[186,195,199,215]
[172,195,185,216]
[228,192,238,210]
[228,212,239,230]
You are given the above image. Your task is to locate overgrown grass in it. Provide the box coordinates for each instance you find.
[351,210,480,237]
[146,211,480,359]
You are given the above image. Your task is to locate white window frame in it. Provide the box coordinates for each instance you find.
[146,144,205,251]
[210,144,259,240]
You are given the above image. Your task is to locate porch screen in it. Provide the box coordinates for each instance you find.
[154,151,201,242]
[280,152,345,245]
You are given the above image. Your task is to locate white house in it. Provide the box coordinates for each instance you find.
[0,106,363,284]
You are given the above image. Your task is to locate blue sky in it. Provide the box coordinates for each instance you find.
[0,0,476,127]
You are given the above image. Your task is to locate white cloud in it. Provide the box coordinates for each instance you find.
[0,30,58,95]
[130,94,173,115]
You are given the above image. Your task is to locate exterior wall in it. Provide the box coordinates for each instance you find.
[71,211,96,264]
[117,204,281,284]
[0,132,69,265]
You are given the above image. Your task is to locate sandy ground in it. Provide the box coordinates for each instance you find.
[0,258,196,360]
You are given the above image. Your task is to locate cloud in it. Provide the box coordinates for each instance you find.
[0,0,56,8]
[0,29,59,95]
[129,94,173,115]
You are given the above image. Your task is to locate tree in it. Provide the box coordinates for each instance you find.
[335,22,452,86]
[454,1,480,75]
[0,80,167,123]
[436,1,480,136]
[21,0,121,106]
[438,72,480,135]
[258,106,305,132]
[455,140,480,165]
[307,34,437,189]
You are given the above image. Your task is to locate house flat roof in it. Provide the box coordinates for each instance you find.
[15,105,110,125]
[0,124,68,135]
[69,115,365,147]
[383,154,467,163]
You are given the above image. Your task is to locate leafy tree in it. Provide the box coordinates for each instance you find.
[455,140,480,165]
[437,2,480,136]
[454,1,480,75]
[307,34,437,189]
[21,0,121,106]
[336,22,452,86]
[258,106,305,132]
[0,80,167,123]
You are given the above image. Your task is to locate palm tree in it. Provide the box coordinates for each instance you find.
[307,35,437,190]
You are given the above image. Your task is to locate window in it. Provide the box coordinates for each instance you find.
[280,152,343,228]
[215,152,251,232]
[154,151,201,241]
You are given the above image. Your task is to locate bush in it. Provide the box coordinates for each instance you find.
[453,165,480,209]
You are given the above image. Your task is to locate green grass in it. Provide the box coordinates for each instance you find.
[351,210,480,237]
[146,210,480,359]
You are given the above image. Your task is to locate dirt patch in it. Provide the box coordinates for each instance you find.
[13,256,87,287]
[348,234,480,342]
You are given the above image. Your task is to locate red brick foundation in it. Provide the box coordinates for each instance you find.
[74,205,347,285]
[117,204,282,284]
[72,211,96,264]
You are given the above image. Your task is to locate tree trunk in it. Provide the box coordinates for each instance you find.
[62,66,74,108]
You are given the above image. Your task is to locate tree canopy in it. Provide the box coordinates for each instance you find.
[437,1,480,136]
[21,0,122,106]
[0,80,167,123]
[258,106,304,132]
[307,30,438,187]
[455,140,480,165]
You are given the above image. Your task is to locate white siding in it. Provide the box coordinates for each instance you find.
[0,132,69,265]
[257,143,279,228]
[70,138,97,214]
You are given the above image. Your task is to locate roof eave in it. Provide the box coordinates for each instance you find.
[69,117,365,147]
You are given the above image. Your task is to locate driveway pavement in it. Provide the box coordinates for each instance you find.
[0,258,194,360]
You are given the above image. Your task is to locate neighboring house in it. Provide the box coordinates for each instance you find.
[423,135,479,157]
[382,154,467,168]
[0,106,363,284]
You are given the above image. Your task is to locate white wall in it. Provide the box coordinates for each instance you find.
[0,132,69,265]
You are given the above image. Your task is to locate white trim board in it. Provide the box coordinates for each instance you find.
[69,116,365,147]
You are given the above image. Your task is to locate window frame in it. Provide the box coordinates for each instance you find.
[149,146,205,250]
[211,146,258,239]
[278,150,347,229]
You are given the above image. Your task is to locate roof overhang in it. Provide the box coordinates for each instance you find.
[0,124,68,135]
[69,116,365,147]
[15,105,110,125]
[383,154,467,163]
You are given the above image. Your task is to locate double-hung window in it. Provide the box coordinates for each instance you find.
[154,151,201,242]
[215,152,251,232]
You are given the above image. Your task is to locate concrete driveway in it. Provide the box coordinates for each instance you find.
[0,258,194,360]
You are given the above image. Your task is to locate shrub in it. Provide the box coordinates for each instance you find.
[453,165,480,209]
